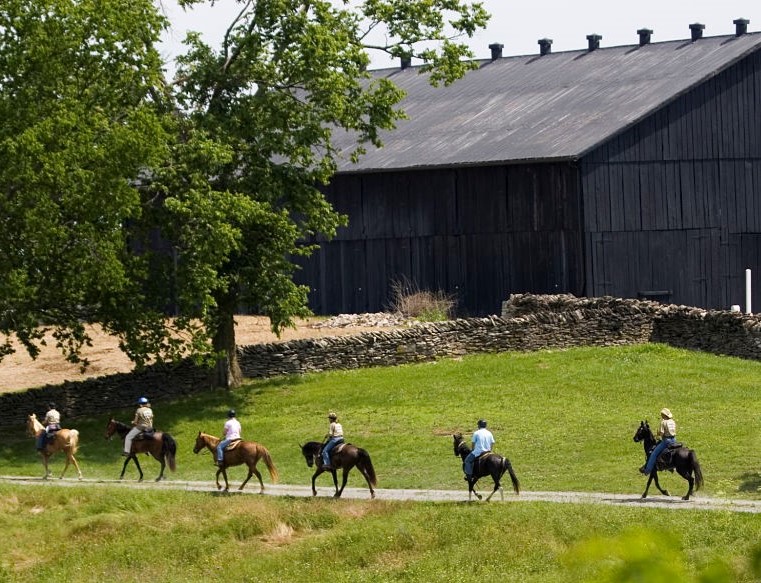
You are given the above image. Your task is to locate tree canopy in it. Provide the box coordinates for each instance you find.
[0,0,489,386]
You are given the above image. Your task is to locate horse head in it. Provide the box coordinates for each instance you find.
[300,442,318,467]
[453,433,466,456]
[193,431,207,454]
[104,417,118,440]
[26,413,42,437]
[633,420,652,443]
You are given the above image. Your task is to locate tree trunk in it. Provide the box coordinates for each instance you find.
[212,296,242,389]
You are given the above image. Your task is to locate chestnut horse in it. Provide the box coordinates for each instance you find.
[300,441,377,499]
[27,413,82,480]
[105,418,177,482]
[193,432,278,493]
[453,433,520,501]
[633,420,703,500]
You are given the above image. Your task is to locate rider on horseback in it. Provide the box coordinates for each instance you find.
[216,409,242,467]
[36,402,61,452]
[321,412,344,471]
[123,396,154,457]
[640,407,676,474]
[464,419,494,480]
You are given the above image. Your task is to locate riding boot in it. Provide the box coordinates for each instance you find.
[639,465,648,474]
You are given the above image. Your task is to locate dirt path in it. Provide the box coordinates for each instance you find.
[1,476,758,513]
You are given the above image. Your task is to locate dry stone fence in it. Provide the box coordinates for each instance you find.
[3,294,761,427]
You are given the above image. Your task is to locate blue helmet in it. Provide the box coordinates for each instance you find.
[137,397,149,405]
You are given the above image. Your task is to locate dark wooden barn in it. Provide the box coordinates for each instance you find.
[295,21,761,316]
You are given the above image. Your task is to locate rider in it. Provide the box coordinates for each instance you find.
[321,412,344,470]
[216,409,242,467]
[640,407,677,474]
[36,402,61,452]
[123,396,154,457]
[464,419,495,480]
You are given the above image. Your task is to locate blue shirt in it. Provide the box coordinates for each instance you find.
[471,428,495,456]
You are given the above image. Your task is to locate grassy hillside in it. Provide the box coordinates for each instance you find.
[2,343,759,498]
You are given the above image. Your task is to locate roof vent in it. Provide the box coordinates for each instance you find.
[488,43,504,60]
[689,23,705,41]
[637,28,653,46]
[586,34,602,51]
[538,38,553,55]
[400,55,412,70]
[734,18,750,36]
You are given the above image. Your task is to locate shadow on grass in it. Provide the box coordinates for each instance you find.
[738,472,761,493]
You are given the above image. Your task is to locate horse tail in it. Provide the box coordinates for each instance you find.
[358,448,377,487]
[502,456,520,495]
[260,445,279,484]
[163,433,177,472]
[67,429,79,455]
[690,450,703,492]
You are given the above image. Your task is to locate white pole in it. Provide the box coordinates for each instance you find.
[746,268,752,314]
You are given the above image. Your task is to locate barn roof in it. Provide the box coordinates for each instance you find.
[335,31,761,173]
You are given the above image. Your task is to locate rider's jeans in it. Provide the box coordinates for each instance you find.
[644,436,675,473]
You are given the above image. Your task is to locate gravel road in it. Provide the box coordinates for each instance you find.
[1,475,759,513]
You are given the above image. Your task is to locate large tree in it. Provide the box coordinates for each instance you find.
[0,0,489,387]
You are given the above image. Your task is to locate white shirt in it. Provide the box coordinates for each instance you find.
[223,418,241,440]
[471,428,495,456]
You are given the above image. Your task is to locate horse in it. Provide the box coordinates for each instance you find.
[453,432,520,501]
[105,418,177,482]
[633,420,704,500]
[193,432,278,493]
[26,413,82,480]
[300,441,377,499]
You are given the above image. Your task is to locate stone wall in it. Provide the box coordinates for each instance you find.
[4,293,761,427]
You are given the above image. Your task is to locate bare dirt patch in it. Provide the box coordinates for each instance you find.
[0,315,406,393]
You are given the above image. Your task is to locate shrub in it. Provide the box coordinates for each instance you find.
[388,278,455,321]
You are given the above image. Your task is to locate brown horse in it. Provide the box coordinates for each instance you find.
[300,441,377,499]
[453,433,520,501]
[27,413,82,480]
[105,418,177,482]
[193,432,279,493]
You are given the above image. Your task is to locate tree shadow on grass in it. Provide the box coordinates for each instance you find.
[738,471,761,493]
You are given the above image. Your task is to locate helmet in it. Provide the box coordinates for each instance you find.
[227,409,236,418]
[477,419,487,428]
[137,397,149,405]
[47,402,57,410]
[328,412,337,420]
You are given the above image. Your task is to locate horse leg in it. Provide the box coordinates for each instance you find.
[677,467,694,500]
[239,465,264,493]
[335,468,350,498]
[155,459,166,482]
[311,469,324,496]
[59,451,70,479]
[215,468,224,491]
[468,478,482,501]
[41,453,52,480]
[651,471,670,497]
[119,456,131,480]
[358,466,376,499]
[68,451,83,480]
[331,469,339,495]
[132,455,144,482]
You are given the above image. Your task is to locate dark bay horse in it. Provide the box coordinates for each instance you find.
[453,433,520,501]
[633,420,704,500]
[27,413,82,480]
[300,441,377,499]
[193,432,278,493]
[105,418,177,482]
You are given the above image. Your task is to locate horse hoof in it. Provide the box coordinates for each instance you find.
[663,491,670,497]
[682,495,690,501]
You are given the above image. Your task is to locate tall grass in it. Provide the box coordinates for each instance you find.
[2,344,760,498]
[0,484,759,582]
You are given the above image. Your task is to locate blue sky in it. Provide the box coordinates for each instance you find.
[159,0,758,70]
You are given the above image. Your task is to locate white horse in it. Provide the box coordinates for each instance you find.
[26,413,82,480]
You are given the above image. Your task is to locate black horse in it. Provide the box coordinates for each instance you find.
[453,433,520,501]
[633,420,704,500]
[105,418,177,482]
[300,441,377,499]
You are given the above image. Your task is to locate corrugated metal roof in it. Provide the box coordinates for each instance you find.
[334,32,761,173]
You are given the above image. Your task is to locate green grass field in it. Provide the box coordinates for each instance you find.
[1,344,760,581]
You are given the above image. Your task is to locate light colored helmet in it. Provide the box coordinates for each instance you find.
[137,397,149,405]
[660,408,673,419]
[328,412,338,420]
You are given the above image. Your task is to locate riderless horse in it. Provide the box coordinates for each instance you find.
[633,420,704,500]
[105,418,177,482]
[300,441,377,499]
[27,413,82,480]
[193,431,278,493]
[453,433,520,501]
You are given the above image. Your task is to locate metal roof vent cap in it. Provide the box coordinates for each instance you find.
[488,43,504,60]
[734,18,750,36]
[538,38,553,55]
[637,28,653,46]
[586,34,602,51]
[689,23,705,41]
[400,55,412,70]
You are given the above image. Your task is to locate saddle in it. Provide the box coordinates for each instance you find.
[654,442,683,470]
[223,439,242,451]
[134,429,156,441]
